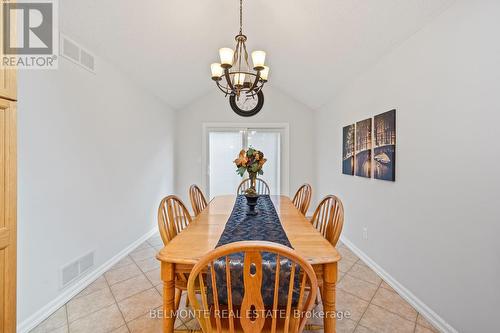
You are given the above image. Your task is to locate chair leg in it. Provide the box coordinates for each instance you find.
[316,286,323,305]
[185,291,190,307]
[174,288,182,311]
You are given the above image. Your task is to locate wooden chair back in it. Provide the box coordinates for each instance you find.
[237,178,271,195]
[190,184,208,216]
[157,195,192,245]
[292,184,312,215]
[310,195,344,247]
[187,241,318,333]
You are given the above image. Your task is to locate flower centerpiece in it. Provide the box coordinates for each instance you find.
[234,147,267,215]
[234,147,267,194]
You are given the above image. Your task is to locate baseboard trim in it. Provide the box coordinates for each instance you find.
[340,236,458,333]
[18,228,158,333]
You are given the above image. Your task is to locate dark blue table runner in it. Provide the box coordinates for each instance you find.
[207,195,300,307]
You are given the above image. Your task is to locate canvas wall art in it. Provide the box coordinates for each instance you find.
[355,118,372,178]
[342,124,355,175]
[374,109,396,181]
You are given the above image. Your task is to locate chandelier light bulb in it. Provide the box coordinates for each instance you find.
[234,73,246,86]
[260,66,270,81]
[219,48,234,68]
[251,50,266,70]
[210,63,223,79]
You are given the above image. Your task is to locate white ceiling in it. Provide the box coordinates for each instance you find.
[61,0,455,110]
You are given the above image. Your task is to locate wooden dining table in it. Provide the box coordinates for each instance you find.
[156,195,341,333]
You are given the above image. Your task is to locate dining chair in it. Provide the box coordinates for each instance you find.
[292,184,312,215]
[237,178,271,195]
[157,195,193,310]
[310,195,344,247]
[189,184,208,216]
[187,241,318,333]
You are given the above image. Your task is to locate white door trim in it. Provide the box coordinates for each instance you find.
[202,122,290,198]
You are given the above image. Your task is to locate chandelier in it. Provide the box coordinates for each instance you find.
[210,0,269,117]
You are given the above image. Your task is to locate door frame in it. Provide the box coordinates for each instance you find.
[202,122,290,198]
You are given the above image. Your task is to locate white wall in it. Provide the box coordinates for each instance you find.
[17,55,175,325]
[174,87,316,206]
[315,1,500,332]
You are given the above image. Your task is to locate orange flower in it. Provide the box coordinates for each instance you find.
[234,149,248,167]
[258,158,267,166]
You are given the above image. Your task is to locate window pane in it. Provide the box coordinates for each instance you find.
[247,130,281,194]
[209,131,243,199]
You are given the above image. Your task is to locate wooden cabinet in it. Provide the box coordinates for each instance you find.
[0,98,16,333]
[0,70,16,101]
[0,2,16,100]
[0,3,17,332]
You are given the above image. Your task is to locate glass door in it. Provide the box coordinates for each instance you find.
[207,127,283,199]
[247,129,281,195]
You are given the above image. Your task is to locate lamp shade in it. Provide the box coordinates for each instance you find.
[251,50,266,69]
[210,63,223,79]
[234,73,246,86]
[260,66,270,81]
[219,48,234,68]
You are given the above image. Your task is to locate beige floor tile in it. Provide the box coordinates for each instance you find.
[117,288,163,322]
[75,276,109,299]
[339,258,357,273]
[379,281,395,292]
[371,287,417,321]
[105,263,142,285]
[111,325,130,333]
[110,274,153,301]
[153,244,164,251]
[67,287,115,322]
[415,324,438,333]
[356,260,368,267]
[30,306,67,333]
[183,318,201,330]
[358,304,415,333]
[68,303,125,333]
[336,289,369,322]
[417,313,439,332]
[155,284,163,297]
[337,318,357,333]
[135,257,160,273]
[347,264,382,286]
[338,275,379,302]
[127,310,163,333]
[338,246,359,262]
[130,247,157,262]
[51,326,69,333]
[147,235,164,247]
[112,256,135,270]
[145,268,161,286]
[134,242,152,251]
[353,325,374,333]
[338,271,345,282]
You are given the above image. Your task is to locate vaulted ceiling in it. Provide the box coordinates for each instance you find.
[61,0,455,110]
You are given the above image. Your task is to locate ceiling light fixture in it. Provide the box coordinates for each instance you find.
[210,0,269,117]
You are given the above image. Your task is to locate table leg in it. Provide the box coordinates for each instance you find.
[162,262,175,333]
[323,262,337,333]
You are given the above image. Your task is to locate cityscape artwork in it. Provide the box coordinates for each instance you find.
[342,124,355,175]
[374,109,396,181]
[355,118,372,178]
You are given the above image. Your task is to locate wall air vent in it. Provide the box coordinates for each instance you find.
[60,34,96,73]
[61,251,95,289]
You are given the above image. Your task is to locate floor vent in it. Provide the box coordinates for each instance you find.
[60,34,96,73]
[61,251,95,288]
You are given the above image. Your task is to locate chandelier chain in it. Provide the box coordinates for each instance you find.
[239,0,243,34]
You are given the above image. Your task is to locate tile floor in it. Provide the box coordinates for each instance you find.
[30,234,440,333]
